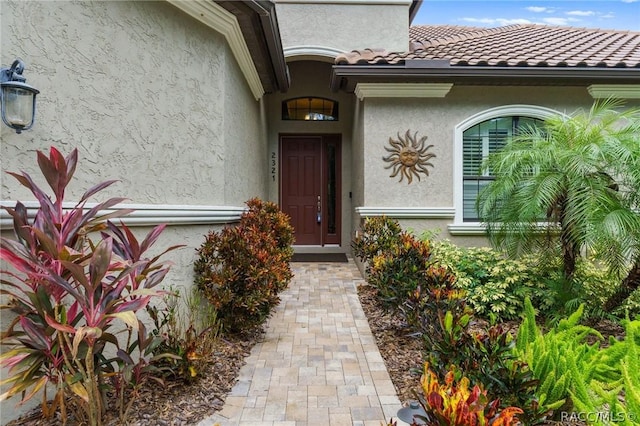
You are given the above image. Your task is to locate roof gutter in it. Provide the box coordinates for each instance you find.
[409,0,422,24]
[245,1,290,92]
[331,64,640,91]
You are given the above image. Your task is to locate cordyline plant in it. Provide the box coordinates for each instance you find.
[0,147,181,425]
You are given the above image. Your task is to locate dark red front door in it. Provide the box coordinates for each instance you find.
[281,136,322,245]
[280,135,341,246]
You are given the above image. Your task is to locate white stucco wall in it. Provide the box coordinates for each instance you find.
[223,50,269,205]
[275,0,411,55]
[1,0,233,204]
[356,84,607,246]
[1,1,267,422]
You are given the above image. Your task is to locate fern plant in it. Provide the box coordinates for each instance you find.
[569,319,640,425]
[515,298,639,424]
[515,299,596,418]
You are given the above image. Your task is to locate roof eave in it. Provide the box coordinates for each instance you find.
[217,1,290,93]
[331,65,640,91]
[409,0,422,24]
[245,1,290,92]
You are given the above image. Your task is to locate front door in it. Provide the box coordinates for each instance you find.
[280,135,341,246]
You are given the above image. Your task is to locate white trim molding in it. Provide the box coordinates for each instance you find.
[447,223,487,236]
[588,85,640,99]
[354,83,453,100]
[284,45,344,62]
[0,201,245,230]
[355,206,455,219]
[167,0,264,100]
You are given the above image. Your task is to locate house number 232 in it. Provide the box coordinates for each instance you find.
[271,152,276,182]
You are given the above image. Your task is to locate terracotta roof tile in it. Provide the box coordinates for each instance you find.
[335,24,640,68]
[409,25,485,43]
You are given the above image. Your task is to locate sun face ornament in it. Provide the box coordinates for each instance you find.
[383,130,436,184]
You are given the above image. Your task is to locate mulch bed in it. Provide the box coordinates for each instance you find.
[7,329,264,426]
[356,283,626,426]
[6,283,626,425]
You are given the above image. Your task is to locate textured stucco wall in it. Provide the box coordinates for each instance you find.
[358,84,601,244]
[223,50,269,205]
[1,1,265,422]
[275,1,410,53]
[363,97,454,207]
[266,61,355,250]
[1,1,236,205]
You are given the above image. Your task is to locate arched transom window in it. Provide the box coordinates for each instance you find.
[282,97,338,121]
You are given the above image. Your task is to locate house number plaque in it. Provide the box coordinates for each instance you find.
[271,152,276,182]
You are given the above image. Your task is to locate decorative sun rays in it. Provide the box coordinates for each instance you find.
[383,130,436,184]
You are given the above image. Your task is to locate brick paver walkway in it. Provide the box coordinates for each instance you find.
[198,258,406,426]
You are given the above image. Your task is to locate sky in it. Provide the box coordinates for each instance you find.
[413,1,640,31]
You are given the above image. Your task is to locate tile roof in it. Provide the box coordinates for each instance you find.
[335,24,640,68]
[409,25,485,41]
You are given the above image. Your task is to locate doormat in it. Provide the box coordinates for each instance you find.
[291,253,348,263]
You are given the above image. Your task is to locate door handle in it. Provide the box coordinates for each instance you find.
[317,195,321,223]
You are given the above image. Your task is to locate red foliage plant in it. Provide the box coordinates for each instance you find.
[194,198,294,333]
[0,147,181,425]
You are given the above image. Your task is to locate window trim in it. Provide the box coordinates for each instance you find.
[450,105,561,235]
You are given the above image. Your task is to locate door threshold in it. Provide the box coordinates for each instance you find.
[291,252,348,263]
[292,245,344,254]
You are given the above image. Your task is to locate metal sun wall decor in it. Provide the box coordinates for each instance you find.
[383,129,436,184]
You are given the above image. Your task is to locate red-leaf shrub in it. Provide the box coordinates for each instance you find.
[194,198,294,333]
[0,147,180,425]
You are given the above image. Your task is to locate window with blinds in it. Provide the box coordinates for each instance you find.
[462,116,542,221]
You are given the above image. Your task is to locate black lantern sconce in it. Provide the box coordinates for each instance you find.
[1,59,39,134]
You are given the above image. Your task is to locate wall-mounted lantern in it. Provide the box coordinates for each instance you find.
[1,59,39,134]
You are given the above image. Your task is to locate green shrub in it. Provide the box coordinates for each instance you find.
[578,261,640,320]
[146,286,220,383]
[532,257,640,322]
[351,216,404,272]
[354,219,537,418]
[194,198,293,333]
[429,240,551,321]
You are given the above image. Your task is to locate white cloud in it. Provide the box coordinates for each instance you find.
[621,0,638,3]
[526,6,548,12]
[566,10,596,16]
[460,17,533,26]
[601,12,615,18]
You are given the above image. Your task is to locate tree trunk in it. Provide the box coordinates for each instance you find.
[603,259,640,312]
[558,194,578,282]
